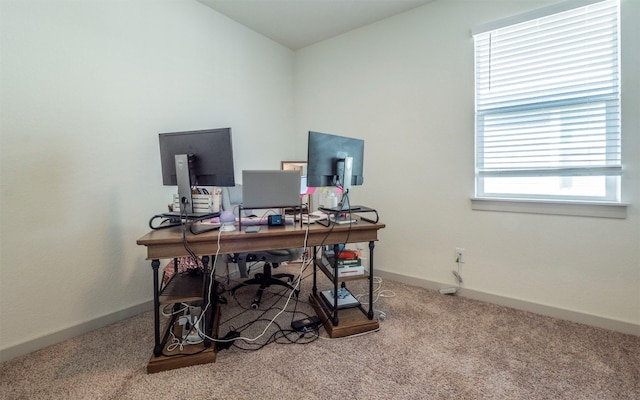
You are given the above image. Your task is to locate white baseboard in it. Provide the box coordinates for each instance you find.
[0,262,245,363]
[3,269,637,363]
[376,270,640,337]
[0,300,153,363]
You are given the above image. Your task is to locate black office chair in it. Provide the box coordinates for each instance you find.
[221,186,302,309]
[228,249,302,309]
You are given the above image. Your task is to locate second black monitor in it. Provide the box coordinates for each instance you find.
[306,131,364,190]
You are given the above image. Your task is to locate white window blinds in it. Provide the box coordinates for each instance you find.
[473,0,621,201]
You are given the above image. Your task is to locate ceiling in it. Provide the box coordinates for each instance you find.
[197,0,433,50]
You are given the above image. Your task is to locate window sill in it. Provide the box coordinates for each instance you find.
[471,198,628,219]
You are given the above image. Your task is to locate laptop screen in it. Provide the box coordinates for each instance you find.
[242,170,301,209]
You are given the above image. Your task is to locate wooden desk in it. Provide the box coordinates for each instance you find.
[137,218,385,259]
[137,217,385,371]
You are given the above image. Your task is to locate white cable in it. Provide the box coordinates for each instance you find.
[453,257,463,290]
[161,302,190,317]
[189,228,223,341]
[354,275,396,303]
[198,223,312,344]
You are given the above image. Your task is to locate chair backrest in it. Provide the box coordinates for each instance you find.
[221,185,303,278]
[221,185,253,217]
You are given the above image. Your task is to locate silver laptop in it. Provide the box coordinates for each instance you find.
[242,170,302,209]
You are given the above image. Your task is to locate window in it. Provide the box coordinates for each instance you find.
[473,0,621,204]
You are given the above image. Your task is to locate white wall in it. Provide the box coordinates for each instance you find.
[0,0,295,359]
[1,0,637,362]
[294,0,639,332]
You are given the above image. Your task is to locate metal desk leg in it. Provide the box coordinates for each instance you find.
[151,259,162,357]
[332,243,340,326]
[201,255,213,348]
[368,241,375,320]
[311,246,318,296]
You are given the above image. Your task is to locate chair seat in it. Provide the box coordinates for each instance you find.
[221,184,303,309]
[230,260,299,309]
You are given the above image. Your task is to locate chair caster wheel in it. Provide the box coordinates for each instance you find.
[250,302,259,309]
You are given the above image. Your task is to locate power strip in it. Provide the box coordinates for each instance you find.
[179,307,204,344]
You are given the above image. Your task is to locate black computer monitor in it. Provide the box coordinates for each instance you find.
[306,131,364,210]
[159,127,235,215]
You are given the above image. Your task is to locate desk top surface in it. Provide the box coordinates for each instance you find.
[137,217,385,259]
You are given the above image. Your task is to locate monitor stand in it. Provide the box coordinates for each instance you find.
[174,154,195,215]
[161,211,220,221]
[319,189,368,218]
[149,211,220,231]
[330,213,357,225]
[318,205,378,226]
[318,205,357,225]
[170,153,220,221]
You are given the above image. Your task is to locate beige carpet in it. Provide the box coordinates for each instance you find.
[1,263,638,400]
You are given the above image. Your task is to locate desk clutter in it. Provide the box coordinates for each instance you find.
[142,129,385,372]
[171,191,220,215]
[321,247,366,277]
[140,222,384,373]
[237,215,295,226]
[140,181,384,373]
[152,259,379,372]
[149,186,377,232]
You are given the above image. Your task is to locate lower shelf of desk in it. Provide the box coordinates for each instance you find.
[147,342,216,374]
[309,292,379,338]
[147,304,220,373]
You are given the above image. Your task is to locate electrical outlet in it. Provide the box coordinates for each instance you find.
[455,248,465,263]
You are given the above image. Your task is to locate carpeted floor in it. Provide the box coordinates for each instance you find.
[1,263,638,399]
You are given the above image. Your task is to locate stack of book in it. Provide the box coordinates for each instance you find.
[321,249,365,278]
